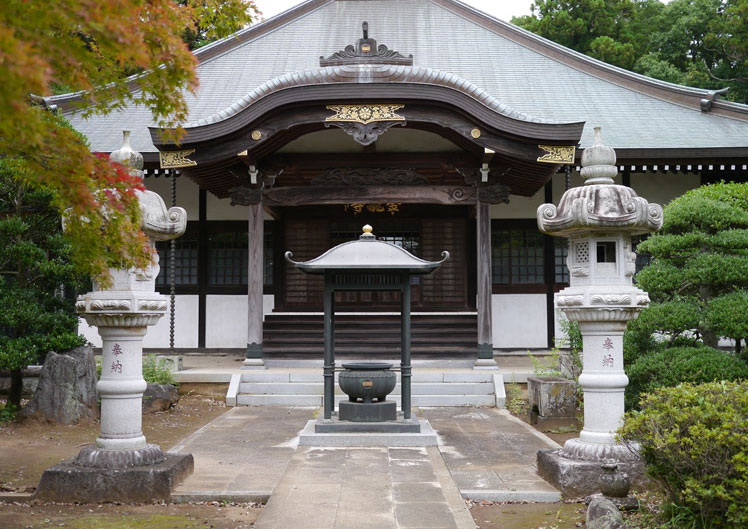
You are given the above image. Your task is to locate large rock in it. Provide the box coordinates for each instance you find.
[586,497,626,529]
[142,383,179,414]
[22,347,98,424]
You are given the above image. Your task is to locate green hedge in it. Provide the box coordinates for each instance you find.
[625,346,748,410]
[620,382,748,528]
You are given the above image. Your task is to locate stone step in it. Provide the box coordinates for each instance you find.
[240,371,494,383]
[235,393,495,407]
[238,382,494,396]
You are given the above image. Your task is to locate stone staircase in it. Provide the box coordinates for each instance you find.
[263,313,478,356]
[229,370,502,407]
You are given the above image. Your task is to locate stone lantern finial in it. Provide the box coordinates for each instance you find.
[109,130,144,177]
[581,127,617,185]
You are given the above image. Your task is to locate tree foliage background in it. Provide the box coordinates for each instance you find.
[513,0,748,104]
[0,0,258,285]
[623,183,748,408]
[0,158,87,409]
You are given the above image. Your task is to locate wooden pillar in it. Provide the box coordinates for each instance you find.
[244,201,265,367]
[400,273,412,420]
[476,201,494,361]
[323,276,335,420]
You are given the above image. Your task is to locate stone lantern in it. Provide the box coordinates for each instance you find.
[535,127,663,497]
[36,131,192,503]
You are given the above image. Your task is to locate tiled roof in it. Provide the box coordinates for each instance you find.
[51,0,748,155]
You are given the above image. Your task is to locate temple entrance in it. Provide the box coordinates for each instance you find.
[277,205,473,312]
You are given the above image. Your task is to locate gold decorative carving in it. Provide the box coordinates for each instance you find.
[251,130,262,141]
[159,150,196,169]
[470,128,481,139]
[537,145,575,164]
[325,104,405,125]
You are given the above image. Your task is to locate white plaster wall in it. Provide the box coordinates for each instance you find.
[78,295,199,348]
[492,294,548,348]
[490,187,543,218]
[205,294,275,348]
[207,193,249,220]
[630,171,700,206]
[144,177,200,221]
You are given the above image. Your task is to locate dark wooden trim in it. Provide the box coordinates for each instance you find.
[621,168,631,188]
[616,148,748,161]
[151,85,583,147]
[544,181,555,349]
[263,185,477,207]
[263,152,476,171]
[198,189,208,348]
[492,284,548,294]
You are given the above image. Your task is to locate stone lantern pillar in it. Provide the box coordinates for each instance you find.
[535,127,663,497]
[36,131,193,503]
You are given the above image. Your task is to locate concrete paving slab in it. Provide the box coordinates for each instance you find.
[422,407,562,502]
[254,446,474,529]
[169,406,313,498]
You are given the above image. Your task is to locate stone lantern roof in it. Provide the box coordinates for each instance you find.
[285,225,449,274]
[537,127,663,236]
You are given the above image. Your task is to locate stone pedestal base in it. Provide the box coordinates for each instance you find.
[35,449,193,503]
[241,358,265,370]
[338,400,397,422]
[72,443,166,468]
[474,358,498,370]
[536,448,644,499]
[316,415,420,433]
[299,419,437,446]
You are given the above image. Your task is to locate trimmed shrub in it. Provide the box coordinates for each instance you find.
[620,382,748,528]
[625,346,748,410]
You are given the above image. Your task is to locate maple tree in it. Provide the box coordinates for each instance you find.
[0,0,258,284]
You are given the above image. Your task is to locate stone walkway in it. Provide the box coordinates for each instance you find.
[256,446,475,529]
[169,406,561,511]
[422,408,561,502]
[169,406,315,502]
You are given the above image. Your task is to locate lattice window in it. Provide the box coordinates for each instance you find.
[155,230,198,286]
[207,227,274,287]
[554,238,569,284]
[330,222,421,256]
[208,232,247,285]
[491,228,544,284]
[574,241,589,264]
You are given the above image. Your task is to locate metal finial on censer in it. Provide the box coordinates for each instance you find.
[361,224,375,240]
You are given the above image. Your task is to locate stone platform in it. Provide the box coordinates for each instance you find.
[168,406,561,504]
[255,446,475,529]
[35,453,193,503]
[299,419,438,446]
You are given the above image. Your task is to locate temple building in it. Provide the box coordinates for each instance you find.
[49,0,748,359]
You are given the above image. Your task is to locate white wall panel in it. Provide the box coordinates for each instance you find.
[144,177,200,221]
[492,294,548,349]
[630,171,700,206]
[205,294,275,348]
[78,295,199,349]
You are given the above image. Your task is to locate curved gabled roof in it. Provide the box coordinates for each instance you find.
[183,64,556,128]
[50,0,748,158]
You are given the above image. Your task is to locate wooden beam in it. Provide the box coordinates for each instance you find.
[262,185,477,206]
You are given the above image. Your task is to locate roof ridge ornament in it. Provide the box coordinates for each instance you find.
[320,21,413,67]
